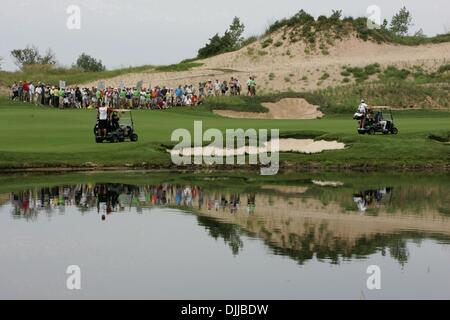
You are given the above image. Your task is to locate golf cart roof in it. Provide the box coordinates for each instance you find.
[113,109,133,112]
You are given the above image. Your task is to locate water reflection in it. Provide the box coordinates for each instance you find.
[8,184,258,220]
[352,187,393,213]
[3,179,450,268]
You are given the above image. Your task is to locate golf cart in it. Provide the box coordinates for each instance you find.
[357,107,399,135]
[94,109,139,143]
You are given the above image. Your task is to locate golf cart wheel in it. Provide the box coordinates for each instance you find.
[391,127,399,135]
[368,128,375,135]
[110,134,119,143]
[95,137,103,143]
[130,133,138,142]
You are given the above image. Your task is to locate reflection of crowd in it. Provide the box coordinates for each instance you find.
[9,183,258,221]
[352,187,393,212]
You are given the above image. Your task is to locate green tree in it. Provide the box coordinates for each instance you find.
[197,17,245,59]
[40,48,57,65]
[390,6,413,36]
[10,45,57,69]
[75,53,106,72]
[225,16,245,49]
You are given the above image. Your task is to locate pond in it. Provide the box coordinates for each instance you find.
[0,171,449,299]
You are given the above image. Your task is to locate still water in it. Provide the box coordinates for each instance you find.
[0,172,449,299]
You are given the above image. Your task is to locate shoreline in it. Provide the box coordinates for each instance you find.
[1,163,449,174]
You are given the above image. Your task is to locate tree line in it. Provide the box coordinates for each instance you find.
[3,45,105,72]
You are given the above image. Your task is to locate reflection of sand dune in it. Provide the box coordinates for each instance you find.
[260,185,308,194]
[0,194,9,206]
[197,190,450,254]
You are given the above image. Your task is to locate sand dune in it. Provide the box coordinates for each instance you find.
[78,32,450,93]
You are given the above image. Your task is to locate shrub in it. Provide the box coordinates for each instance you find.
[381,66,411,80]
[75,53,106,72]
[320,72,330,80]
[261,38,273,48]
[274,41,284,47]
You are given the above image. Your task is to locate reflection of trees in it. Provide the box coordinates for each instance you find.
[196,214,450,266]
[274,231,441,266]
[197,216,244,255]
[388,239,410,267]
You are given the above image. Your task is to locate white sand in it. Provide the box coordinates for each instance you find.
[312,180,344,187]
[213,98,323,119]
[169,138,345,157]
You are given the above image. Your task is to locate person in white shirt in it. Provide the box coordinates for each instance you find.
[35,86,42,105]
[97,103,109,137]
[29,82,35,103]
[357,99,368,128]
[214,80,221,96]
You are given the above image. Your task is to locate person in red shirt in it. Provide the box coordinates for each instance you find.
[22,81,29,102]
[192,95,198,105]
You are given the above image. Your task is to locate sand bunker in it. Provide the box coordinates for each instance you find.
[312,180,344,187]
[213,98,324,120]
[169,138,345,157]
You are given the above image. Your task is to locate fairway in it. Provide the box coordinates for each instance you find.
[0,98,448,169]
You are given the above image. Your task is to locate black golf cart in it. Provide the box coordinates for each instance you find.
[357,107,399,135]
[94,109,139,143]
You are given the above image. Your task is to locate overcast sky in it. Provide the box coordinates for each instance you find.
[1,0,449,71]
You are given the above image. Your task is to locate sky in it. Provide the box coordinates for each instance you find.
[1,0,450,71]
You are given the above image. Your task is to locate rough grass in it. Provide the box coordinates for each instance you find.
[154,62,203,72]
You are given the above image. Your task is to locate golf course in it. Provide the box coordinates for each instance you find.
[1,9,449,171]
[3,3,450,302]
[0,95,448,170]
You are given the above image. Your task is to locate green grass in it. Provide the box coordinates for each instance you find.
[154,62,203,72]
[0,96,448,170]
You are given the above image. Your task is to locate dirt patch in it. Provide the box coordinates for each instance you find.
[213,98,323,119]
